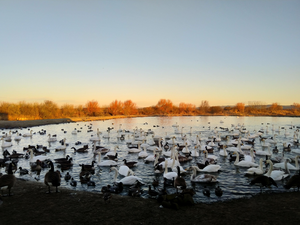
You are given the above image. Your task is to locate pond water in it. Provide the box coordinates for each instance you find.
[1,116,300,203]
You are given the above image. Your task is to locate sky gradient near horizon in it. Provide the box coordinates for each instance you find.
[1,0,299,107]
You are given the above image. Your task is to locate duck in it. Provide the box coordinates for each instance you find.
[215,186,223,197]
[70,178,77,187]
[202,149,218,164]
[19,167,29,175]
[202,186,210,197]
[96,152,118,167]
[186,166,218,183]
[110,167,143,186]
[147,185,159,198]
[0,162,16,196]
[44,160,61,193]
[64,172,72,182]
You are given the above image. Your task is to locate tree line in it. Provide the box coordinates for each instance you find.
[0,99,300,121]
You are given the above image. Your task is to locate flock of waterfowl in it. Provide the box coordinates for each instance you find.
[0,117,300,207]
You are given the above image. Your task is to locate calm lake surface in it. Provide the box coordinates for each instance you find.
[1,116,300,203]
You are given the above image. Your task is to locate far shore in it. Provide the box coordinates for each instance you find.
[1,114,300,129]
[0,115,147,129]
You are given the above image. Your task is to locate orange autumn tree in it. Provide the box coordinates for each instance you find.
[236,103,245,113]
[108,100,124,116]
[86,100,100,116]
[179,102,196,114]
[123,100,138,115]
[156,99,173,115]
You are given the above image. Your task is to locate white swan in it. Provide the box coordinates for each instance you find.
[47,134,57,142]
[118,165,134,177]
[55,138,67,151]
[254,146,272,156]
[219,145,228,157]
[273,155,299,170]
[163,160,177,181]
[138,146,149,158]
[14,131,22,141]
[264,159,290,181]
[234,151,258,167]
[110,167,143,185]
[1,137,13,148]
[22,130,33,137]
[28,149,49,163]
[104,145,119,158]
[96,152,118,167]
[187,166,218,183]
[127,143,142,153]
[245,158,264,176]
[191,146,200,157]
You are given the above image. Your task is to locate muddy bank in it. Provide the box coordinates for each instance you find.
[0,178,300,225]
[0,118,74,129]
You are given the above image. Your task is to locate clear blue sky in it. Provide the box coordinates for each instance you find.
[1,0,299,107]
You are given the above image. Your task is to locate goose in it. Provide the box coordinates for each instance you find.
[22,130,33,137]
[186,166,218,183]
[174,166,186,191]
[44,161,61,193]
[110,167,143,186]
[55,138,67,151]
[0,162,16,196]
[72,146,88,153]
[245,158,264,176]
[123,159,137,168]
[264,159,290,181]
[96,152,118,167]
[284,171,300,191]
[233,151,258,167]
[250,174,278,192]
[273,155,299,170]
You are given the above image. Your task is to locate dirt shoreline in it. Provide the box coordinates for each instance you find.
[0,116,140,129]
[0,178,300,225]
